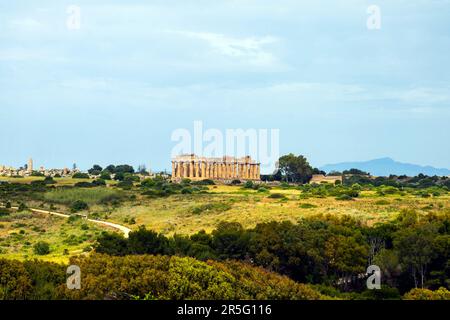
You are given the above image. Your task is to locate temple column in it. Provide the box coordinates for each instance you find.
[194,162,198,178]
[172,161,176,179]
[189,161,194,178]
[233,163,238,178]
[201,161,206,178]
[256,164,260,180]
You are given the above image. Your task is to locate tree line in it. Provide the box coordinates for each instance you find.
[95,210,450,297]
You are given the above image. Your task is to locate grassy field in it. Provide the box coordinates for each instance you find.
[0,176,117,186]
[42,187,123,205]
[0,208,104,263]
[103,185,450,235]
[1,182,448,261]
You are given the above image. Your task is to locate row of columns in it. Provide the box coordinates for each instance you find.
[172,161,260,180]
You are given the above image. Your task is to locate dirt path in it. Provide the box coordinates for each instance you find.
[4,205,131,238]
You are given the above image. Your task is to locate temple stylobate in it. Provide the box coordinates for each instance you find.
[171,154,260,181]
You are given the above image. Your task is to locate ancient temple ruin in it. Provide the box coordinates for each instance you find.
[171,154,260,182]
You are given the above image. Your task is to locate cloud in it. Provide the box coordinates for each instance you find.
[396,87,450,104]
[0,48,44,61]
[169,30,279,67]
[9,18,43,30]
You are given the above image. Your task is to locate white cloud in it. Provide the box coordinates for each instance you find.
[9,18,43,30]
[170,30,279,67]
[397,87,450,104]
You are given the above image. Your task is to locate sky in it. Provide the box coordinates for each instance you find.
[0,0,449,173]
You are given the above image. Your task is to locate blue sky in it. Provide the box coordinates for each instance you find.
[1,0,449,173]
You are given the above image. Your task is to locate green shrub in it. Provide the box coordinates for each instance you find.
[33,241,50,255]
[18,203,27,212]
[70,200,89,213]
[375,199,390,205]
[336,194,353,201]
[299,203,317,209]
[403,287,450,300]
[243,181,254,189]
[72,172,90,179]
[268,193,287,199]
[181,187,193,194]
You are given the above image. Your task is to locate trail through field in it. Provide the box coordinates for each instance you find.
[2,205,131,238]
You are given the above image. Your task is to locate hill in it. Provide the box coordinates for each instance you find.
[320,157,450,176]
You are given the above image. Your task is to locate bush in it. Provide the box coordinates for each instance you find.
[243,181,254,189]
[70,200,89,213]
[181,187,193,194]
[74,182,94,188]
[192,179,215,186]
[230,180,241,185]
[100,172,112,180]
[336,194,353,201]
[299,203,317,209]
[403,287,450,300]
[92,179,106,186]
[33,241,50,255]
[44,176,56,184]
[72,172,90,179]
[18,203,27,212]
[268,193,287,199]
[117,180,134,190]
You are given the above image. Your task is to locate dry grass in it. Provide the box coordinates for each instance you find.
[105,185,450,235]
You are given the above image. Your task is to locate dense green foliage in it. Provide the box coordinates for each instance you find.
[0,254,326,300]
[96,210,450,296]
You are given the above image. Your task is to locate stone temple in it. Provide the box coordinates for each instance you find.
[171,154,260,182]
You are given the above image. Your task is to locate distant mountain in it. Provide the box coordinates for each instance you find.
[319,157,450,177]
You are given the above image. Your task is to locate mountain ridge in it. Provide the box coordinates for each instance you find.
[319,157,450,177]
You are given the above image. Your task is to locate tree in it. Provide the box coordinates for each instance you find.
[88,165,103,175]
[100,172,112,180]
[394,224,438,288]
[70,200,89,212]
[33,241,50,255]
[72,172,89,179]
[343,168,370,175]
[43,176,56,184]
[277,154,314,184]
[313,168,326,175]
[137,164,147,175]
